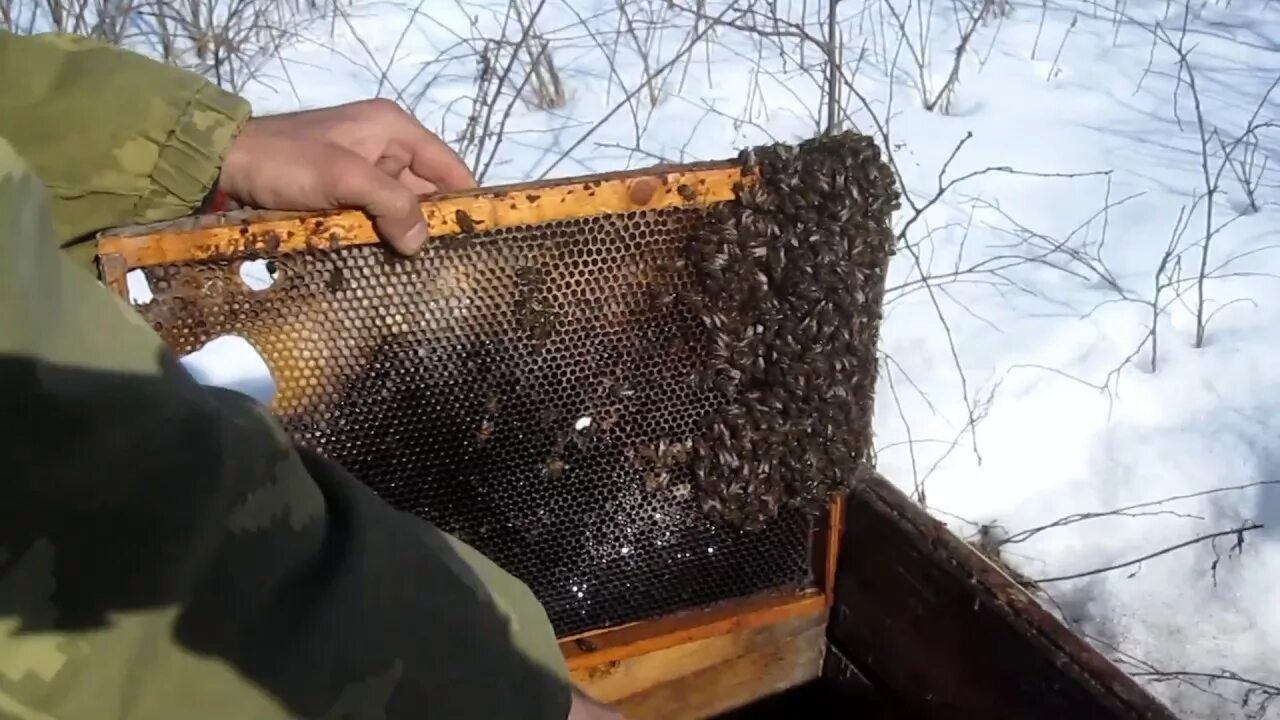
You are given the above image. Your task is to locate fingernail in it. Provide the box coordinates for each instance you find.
[402,221,428,254]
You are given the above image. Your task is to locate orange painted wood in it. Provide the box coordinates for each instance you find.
[96,162,746,270]
[824,495,844,603]
[559,588,824,671]
[574,611,826,720]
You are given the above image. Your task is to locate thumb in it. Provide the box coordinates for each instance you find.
[322,145,430,255]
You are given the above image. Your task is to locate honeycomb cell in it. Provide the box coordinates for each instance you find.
[134,197,823,637]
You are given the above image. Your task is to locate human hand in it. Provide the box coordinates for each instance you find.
[218,98,476,255]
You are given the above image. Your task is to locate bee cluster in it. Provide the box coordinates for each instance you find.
[683,131,901,528]
[630,437,694,494]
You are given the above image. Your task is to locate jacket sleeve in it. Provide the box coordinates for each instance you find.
[0,43,572,720]
[0,137,572,720]
[0,29,249,268]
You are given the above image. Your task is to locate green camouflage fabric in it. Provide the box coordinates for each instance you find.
[0,31,250,271]
[0,31,571,720]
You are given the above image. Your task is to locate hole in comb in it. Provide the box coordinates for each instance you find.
[126,269,153,305]
[180,334,276,406]
[238,259,276,291]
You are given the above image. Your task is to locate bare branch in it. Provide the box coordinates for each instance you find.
[1033,523,1263,585]
[537,0,738,179]
[1004,479,1280,547]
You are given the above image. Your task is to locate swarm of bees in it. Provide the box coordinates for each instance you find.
[683,131,901,528]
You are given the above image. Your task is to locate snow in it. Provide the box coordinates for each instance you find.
[237,258,277,291]
[196,0,1280,714]
[125,269,154,305]
[179,335,278,406]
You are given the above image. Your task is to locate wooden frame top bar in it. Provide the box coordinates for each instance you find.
[97,160,745,270]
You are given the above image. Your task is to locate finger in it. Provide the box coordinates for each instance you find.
[373,154,410,179]
[397,167,439,195]
[375,151,439,196]
[405,134,477,191]
[225,137,431,255]
[322,146,430,255]
[386,115,477,191]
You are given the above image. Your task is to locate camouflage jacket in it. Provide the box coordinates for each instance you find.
[0,30,570,720]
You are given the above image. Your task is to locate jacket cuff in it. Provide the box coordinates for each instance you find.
[136,82,251,221]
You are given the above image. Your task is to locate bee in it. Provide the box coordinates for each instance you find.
[681,366,702,389]
[440,233,473,251]
[676,184,697,202]
[550,432,569,457]
[712,372,736,395]
[475,418,495,444]
[699,494,726,519]
[644,469,669,492]
[631,442,657,467]
[455,209,479,234]
[326,266,345,292]
[647,285,676,308]
[594,406,620,433]
[516,294,550,320]
[660,440,691,466]
[543,456,567,479]
[515,265,545,287]
[653,438,673,464]
[531,320,554,346]
[606,379,635,400]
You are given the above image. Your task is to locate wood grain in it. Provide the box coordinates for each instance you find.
[574,612,826,720]
[827,471,1179,720]
[96,162,746,271]
[560,589,824,671]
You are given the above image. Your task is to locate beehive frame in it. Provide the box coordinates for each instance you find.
[96,161,853,668]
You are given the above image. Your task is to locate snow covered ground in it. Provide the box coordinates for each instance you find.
[175,0,1280,715]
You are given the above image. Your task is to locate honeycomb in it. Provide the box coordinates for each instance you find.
[112,132,898,638]
[128,205,811,637]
